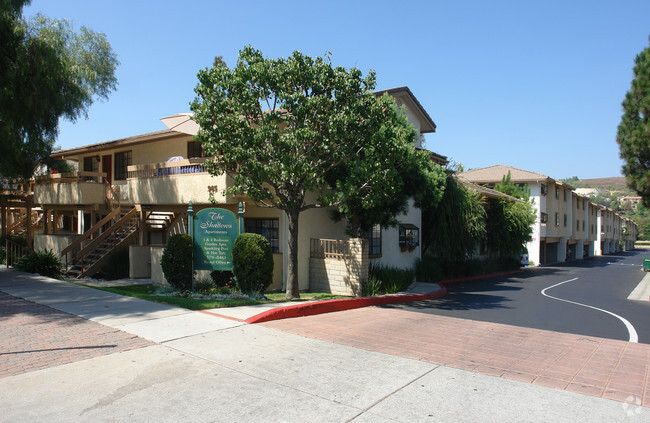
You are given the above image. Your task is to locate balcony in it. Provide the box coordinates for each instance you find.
[127,158,231,205]
[33,171,108,206]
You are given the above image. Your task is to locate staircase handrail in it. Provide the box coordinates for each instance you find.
[70,207,139,268]
[60,207,122,257]
[76,228,140,278]
[5,238,31,268]
[166,211,188,236]
[8,213,26,233]
[104,180,121,211]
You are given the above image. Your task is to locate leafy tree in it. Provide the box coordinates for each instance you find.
[422,172,485,259]
[494,171,529,200]
[327,102,446,236]
[617,39,650,207]
[192,46,431,299]
[0,0,118,180]
[486,191,536,257]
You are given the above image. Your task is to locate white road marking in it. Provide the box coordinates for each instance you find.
[628,272,650,301]
[541,277,639,343]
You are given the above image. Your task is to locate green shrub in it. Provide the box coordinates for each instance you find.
[415,257,443,283]
[161,234,194,291]
[232,233,273,294]
[193,276,216,293]
[210,270,234,287]
[361,276,383,296]
[15,249,62,278]
[415,255,522,282]
[364,264,414,295]
[99,247,130,280]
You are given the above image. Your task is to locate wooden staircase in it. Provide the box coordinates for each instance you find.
[145,211,175,231]
[61,207,140,279]
[9,211,42,236]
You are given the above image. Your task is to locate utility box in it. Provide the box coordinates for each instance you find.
[644,256,650,272]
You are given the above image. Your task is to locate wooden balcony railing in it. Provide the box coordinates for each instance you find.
[34,171,107,184]
[127,158,208,179]
[310,238,352,260]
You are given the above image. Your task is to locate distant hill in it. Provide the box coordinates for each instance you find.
[577,177,627,188]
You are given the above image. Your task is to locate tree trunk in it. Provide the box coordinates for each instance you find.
[285,209,301,299]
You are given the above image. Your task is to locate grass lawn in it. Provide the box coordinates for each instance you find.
[87,284,348,310]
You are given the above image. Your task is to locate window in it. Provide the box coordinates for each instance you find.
[187,141,204,158]
[555,213,559,226]
[582,221,585,231]
[399,224,419,248]
[83,156,98,181]
[540,212,548,223]
[563,189,567,201]
[576,219,579,230]
[564,214,567,227]
[541,184,547,196]
[245,218,279,252]
[555,187,559,199]
[591,224,594,234]
[114,151,132,180]
[366,224,382,256]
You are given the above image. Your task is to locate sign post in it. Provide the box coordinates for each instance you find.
[238,201,244,234]
[193,207,239,271]
[188,201,194,290]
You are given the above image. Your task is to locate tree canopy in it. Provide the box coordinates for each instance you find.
[191,46,444,298]
[494,171,530,200]
[617,38,650,207]
[488,178,536,256]
[0,0,118,180]
[327,101,446,236]
[421,171,485,260]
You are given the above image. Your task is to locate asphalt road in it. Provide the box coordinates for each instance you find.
[385,249,650,344]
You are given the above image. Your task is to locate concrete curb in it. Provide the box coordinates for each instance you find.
[245,285,448,324]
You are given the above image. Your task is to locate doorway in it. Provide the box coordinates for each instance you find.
[102,155,112,184]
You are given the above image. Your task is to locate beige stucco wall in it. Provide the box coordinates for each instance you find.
[588,204,598,241]
[545,182,571,239]
[62,133,193,170]
[34,182,105,206]
[297,198,350,291]
[372,198,422,270]
[129,245,152,278]
[150,246,167,285]
[34,234,80,255]
[571,195,587,241]
[128,173,227,205]
[269,254,283,291]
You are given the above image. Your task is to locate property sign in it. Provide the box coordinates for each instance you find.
[193,208,239,270]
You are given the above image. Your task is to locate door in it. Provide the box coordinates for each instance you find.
[102,155,112,184]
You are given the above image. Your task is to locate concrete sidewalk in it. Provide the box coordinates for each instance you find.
[0,268,647,422]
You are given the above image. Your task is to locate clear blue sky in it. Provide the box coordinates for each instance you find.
[25,0,650,179]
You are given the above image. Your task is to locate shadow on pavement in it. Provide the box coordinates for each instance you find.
[386,291,515,311]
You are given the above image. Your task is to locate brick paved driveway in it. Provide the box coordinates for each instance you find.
[263,306,650,408]
[0,292,152,378]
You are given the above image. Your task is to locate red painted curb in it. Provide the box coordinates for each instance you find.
[438,270,523,285]
[245,285,448,324]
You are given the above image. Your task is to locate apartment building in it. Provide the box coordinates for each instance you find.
[459,165,636,265]
[27,87,442,294]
